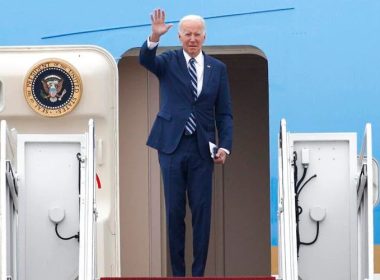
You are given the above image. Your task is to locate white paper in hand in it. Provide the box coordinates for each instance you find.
[209,141,218,158]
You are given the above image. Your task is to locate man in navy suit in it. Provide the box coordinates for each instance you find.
[139,9,233,277]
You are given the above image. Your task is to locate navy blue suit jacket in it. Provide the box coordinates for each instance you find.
[139,41,233,159]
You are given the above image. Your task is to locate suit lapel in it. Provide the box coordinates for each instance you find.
[199,53,213,98]
[178,49,190,78]
[177,50,193,102]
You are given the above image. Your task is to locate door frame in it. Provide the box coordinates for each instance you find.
[119,45,269,276]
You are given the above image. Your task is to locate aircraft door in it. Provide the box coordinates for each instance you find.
[9,118,97,280]
[277,119,298,280]
[278,120,379,280]
[0,120,18,280]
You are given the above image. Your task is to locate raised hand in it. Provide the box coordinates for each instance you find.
[150,9,173,42]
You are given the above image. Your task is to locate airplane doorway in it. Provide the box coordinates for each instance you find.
[118,46,270,276]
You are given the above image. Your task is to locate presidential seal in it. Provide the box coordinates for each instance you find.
[24,59,82,117]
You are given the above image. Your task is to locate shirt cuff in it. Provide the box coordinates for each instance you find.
[220,148,230,155]
[147,37,159,49]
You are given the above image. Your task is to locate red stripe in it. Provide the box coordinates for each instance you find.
[96,173,101,189]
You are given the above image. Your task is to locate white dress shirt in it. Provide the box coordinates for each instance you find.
[182,51,204,96]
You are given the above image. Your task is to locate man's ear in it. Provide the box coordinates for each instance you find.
[178,33,184,43]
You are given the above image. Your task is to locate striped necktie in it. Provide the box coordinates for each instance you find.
[184,58,197,135]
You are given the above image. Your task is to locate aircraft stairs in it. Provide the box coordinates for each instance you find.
[100,277,275,280]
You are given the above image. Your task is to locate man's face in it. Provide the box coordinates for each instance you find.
[179,20,206,57]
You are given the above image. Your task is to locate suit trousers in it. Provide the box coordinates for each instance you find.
[158,133,213,277]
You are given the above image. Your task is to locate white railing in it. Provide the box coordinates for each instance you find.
[0,120,18,280]
[278,119,298,280]
[357,123,374,280]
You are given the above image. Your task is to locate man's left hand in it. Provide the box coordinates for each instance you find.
[214,148,227,164]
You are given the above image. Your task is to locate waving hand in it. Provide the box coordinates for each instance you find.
[150,9,173,42]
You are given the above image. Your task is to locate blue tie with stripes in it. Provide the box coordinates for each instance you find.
[185,58,198,135]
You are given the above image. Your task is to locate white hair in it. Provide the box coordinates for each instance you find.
[178,15,206,34]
